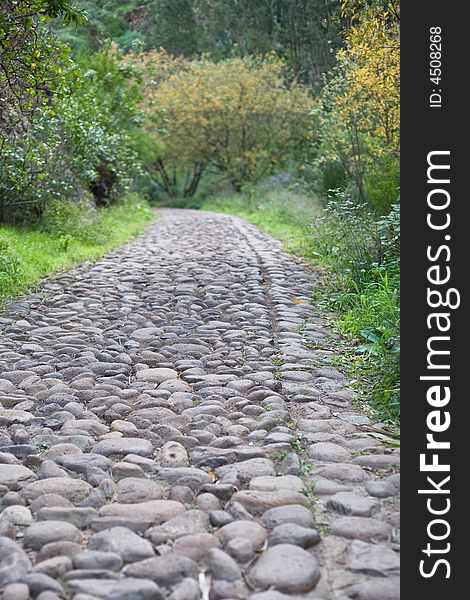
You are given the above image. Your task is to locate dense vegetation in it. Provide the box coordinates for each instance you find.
[0,0,400,421]
[58,0,344,86]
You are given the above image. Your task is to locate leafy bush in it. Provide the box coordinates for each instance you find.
[0,0,85,144]
[40,195,107,245]
[366,154,400,215]
[311,192,382,285]
[133,52,316,196]
[56,48,143,207]
[320,161,348,195]
[312,195,400,420]
[378,202,400,267]
[312,3,399,212]
[0,45,144,223]
[0,104,81,224]
[340,269,400,420]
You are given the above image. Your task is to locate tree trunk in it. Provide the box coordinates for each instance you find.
[155,158,176,197]
[183,165,204,197]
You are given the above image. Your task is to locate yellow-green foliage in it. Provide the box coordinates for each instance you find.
[133,52,315,190]
[316,1,399,210]
[338,2,400,151]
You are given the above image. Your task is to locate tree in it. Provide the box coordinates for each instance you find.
[140,0,201,56]
[56,0,147,52]
[315,0,399,211]
[134,53,315,195]
[193,0,343,85]
[0,43,142,222]
[337,0,399,150]
[0,0,85,140]
[54,1,344,87]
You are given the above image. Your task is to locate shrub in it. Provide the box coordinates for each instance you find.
[0,0,84,144]
[366,154,400,215]
[56,48,143,207]
[0,45,144,224]
[134,52,316,196]
[320,161,348,196]
[339,267,400,421]
[313,3,399,211]
[39,195,107,245]
[0,114,72,224]
[311,194,400,420]
[311,191,382,285]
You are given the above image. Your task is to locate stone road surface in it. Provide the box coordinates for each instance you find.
[0,209,399,600]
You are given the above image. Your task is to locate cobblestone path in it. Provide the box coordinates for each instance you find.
[0,209,399,600]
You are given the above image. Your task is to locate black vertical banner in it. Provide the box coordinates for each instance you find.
[402,1,467,596]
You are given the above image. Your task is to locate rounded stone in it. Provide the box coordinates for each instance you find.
[167,577,200,600]
[1,505,32,526]
[209,510,234,527]
[20,573,64,597]
[172,533,220,561]
[2,583,30,600]
[326,492,378,517]
[229,490,308,515]
[21,478,92,504]
[270,523,321,548]
[89,526,155,562]
[331,516,392,541]
[73,550,123,571]
[344,577,400,600]
[226,536,255,563]
[217,520,267,549]
[66,578,163,600]
[249,475,304,493]
[110,420,139,435]
[36,593,63,600]
[92,438,154,458]
[97,499,185,527]
[261,504,315,529]
[365,480,397,498]
[30,493,74,513]
[115,478,165,503]
[347,540,400,576]
[37,541,82,562]
[136,368,178,382]
[122,553,198,587]
[206,548,242,581]
[34,555,73,578]
[23,520,82,550]
[159,441,189,468]
[195,493,221,511]
[0,464,37,488]
[145,510,209,544]
[248,544,321,593]
[307,442,352,462]
[169,485,194,504]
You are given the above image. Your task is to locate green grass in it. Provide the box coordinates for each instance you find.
[0,195,154,305]
[337,270,400,421]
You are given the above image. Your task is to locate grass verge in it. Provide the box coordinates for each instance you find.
[0,194,154,305]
